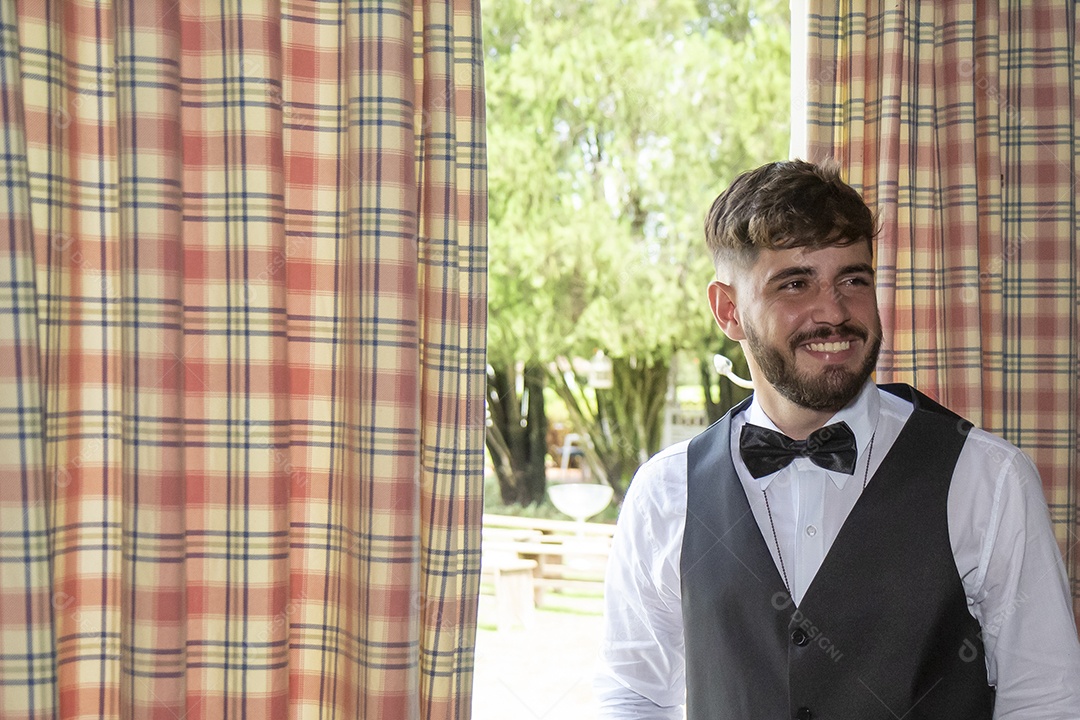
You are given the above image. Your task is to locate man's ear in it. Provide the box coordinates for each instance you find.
[708,280,745,340]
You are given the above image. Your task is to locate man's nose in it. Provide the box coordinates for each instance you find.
[810,285,850,325]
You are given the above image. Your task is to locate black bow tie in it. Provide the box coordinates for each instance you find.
[739,421,858,479]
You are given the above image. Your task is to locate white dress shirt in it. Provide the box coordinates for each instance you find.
[596,382,1080,719]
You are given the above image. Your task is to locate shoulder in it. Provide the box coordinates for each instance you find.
[622,441,689,521]
[877,384,1040,488]
[957,425,1040,485]
[609,442,690,591]
[947,417,1044,534]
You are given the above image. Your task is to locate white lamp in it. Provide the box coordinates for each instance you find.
[587,350,613,389]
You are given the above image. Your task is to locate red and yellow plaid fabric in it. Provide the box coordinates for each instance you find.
[0,1,486,718]
[802,0,1079,623]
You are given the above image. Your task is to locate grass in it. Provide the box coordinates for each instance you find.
[533,588,603,617]
[477,580,604,631]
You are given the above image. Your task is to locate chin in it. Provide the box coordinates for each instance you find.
[780,369,868,412]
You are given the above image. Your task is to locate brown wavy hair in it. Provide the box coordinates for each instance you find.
[704,160,876,274]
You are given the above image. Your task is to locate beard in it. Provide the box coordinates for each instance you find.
[744,320,881,413]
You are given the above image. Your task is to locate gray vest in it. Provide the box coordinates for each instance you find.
[682,384,993,720]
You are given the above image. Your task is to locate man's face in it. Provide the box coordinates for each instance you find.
[712,243,882,413]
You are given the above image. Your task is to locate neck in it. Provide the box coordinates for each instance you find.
[754,385,836,439]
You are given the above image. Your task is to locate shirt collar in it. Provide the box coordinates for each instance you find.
[740,381,880,491]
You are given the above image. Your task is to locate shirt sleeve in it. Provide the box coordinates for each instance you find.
[595,448,688,720]
[955,436,1080,719]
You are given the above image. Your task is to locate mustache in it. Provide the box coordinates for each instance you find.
[790,323,870,348]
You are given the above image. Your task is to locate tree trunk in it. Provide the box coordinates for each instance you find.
[485,360,549,506]
[547,355,669,499]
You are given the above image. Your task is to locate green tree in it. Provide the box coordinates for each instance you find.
[485,0,789,500]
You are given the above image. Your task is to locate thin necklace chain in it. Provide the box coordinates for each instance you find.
[763,431,876,597]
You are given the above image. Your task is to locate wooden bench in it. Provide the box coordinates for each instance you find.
[483,513,617,538]
[482,513,616,607]
[480,554,538,629]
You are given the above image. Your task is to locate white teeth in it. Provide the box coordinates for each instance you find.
[807,341,851,352]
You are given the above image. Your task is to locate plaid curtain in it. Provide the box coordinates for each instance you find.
[801,0,1078,622]
[0,0,485,718]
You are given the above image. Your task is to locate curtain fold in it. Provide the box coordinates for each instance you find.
[802,0,1078,622]
[0,0,486,718]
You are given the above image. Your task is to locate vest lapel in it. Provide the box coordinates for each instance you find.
[684,396,792,604]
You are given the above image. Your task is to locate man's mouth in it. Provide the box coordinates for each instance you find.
[805,340,852,353]
[793,324,868,355]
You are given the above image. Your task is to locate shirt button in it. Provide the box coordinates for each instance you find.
[795,708,813,720]
[805,525,818,537]
[791,629,809,647]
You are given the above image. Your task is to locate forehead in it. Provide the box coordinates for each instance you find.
[747,243,873,279]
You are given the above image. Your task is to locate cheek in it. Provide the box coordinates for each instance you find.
[762,302,811,333]
[852,294,881,324]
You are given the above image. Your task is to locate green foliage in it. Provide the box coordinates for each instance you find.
[484,0,790,493]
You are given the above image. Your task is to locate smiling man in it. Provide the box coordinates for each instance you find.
[595,161,1080,719]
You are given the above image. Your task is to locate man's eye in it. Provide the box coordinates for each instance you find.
[782,280,806,290]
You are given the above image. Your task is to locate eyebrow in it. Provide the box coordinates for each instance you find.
[766,266,815,286]
[840,263,876,277]
[766,263,876,286]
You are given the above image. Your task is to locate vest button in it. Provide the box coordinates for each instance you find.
[791,628,809,646]
[795,707,812,720]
